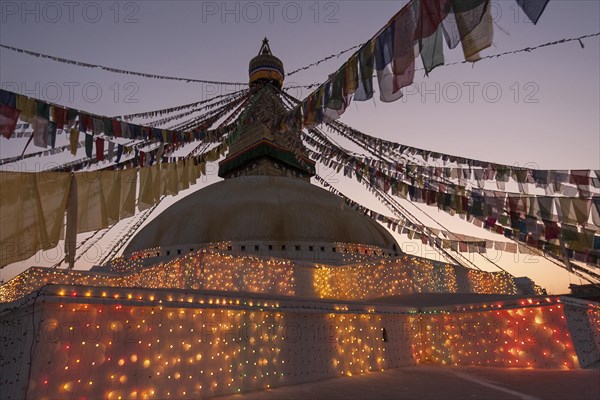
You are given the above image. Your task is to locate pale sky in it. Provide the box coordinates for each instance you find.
[1,1,599,293]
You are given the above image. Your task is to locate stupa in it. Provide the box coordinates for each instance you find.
[0,40,598,400]
[123,38,399,266]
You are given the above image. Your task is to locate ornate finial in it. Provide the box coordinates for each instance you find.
[259,37,272,55]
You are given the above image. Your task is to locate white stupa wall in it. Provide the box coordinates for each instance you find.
[563,298,600,368]
[0,301,37,400]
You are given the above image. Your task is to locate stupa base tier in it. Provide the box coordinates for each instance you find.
[0,251,528,305]
[1,285,598,399]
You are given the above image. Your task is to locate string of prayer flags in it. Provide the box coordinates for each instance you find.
[0,43,247,86]
[283,0,549,128]
[0,89,246,153]
[306,132,600,258]
[0,128,229,265]
[328,121,599,197]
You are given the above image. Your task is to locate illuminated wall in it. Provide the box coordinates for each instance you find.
[1,288,415,400]
[466,269,517,295]
[414,298,585,369]
[0,267,121,303]
[1,287,597,400]
[0,252,517,304]
[313,257,516,300]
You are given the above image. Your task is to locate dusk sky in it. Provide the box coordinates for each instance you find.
[0,1,599,293]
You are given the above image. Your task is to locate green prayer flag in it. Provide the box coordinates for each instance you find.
[103,118,114,136]
[35,101,50,119]
[326,67,346,111]
[85,133,93,158]
[420,26,445,75]
[354,40,375,101]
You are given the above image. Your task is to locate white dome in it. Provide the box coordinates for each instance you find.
[124,176,398,256]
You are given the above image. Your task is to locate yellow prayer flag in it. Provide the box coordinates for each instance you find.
[0,171,71,266]
[120,168,137,219]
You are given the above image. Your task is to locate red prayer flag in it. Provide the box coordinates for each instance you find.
[484,217,497,228]
[51,105,67,128]
[570,170,590,186]
[80,113,93,132]
[0,104,20,139]
[543,220,560,241]
[112,120,122,137]
[96,137,105,161]
[415,0,451,39]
